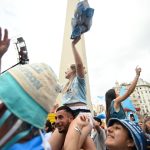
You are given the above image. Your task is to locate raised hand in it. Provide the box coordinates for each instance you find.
[75,114,90,129]
[0,28,10,58]
[135,66,141,76]
[72,36,81,46]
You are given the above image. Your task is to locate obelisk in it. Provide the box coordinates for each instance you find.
[59,0,93,111]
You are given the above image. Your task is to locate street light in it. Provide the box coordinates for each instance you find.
[16,37,29,64]
[1,37,29,74]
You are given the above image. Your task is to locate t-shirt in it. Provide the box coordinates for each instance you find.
[62,76,87,105]
[91,128,106,150]
[110,100,126,119]
[8,135,52,150]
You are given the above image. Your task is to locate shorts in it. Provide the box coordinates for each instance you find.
[70,105,91,117]
[70,106,93,127]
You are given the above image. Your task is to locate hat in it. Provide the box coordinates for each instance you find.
[97,113,106,119]
[47,113,56,124]
[107,118,146,150]
[0,63,61,129]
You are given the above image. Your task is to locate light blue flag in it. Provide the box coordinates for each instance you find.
[120,86,136,112]
[120,86,139,122]
[71,0,94,39]
[8,136,43,150]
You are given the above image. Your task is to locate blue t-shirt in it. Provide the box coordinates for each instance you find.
[8,135,52,150]
[62,76,87,105]
[8,136,44,150]
[110,100,126,119]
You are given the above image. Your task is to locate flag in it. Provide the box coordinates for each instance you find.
[120,86,136,112]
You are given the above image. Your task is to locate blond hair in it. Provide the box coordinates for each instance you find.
[62,64,86,93]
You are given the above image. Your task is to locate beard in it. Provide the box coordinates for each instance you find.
[57,124,70,134]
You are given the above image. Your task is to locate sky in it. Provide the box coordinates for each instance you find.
[0,0,150,104]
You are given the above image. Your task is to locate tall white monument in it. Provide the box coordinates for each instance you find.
[59,0,93,111]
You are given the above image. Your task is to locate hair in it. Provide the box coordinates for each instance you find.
[45,120,53,133]
[62,64,76,93]
[70,64,76,72]
[56,105,75,118]
[105,88,116,123]
[70,64,86,74]
[62,64,87,94]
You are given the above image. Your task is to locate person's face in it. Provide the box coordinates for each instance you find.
[145,120,150,133]
[105,122,134,150]
[138,121,143,129]
[55,110,73,133]
[130,116,135,121]
[65,67,75,79]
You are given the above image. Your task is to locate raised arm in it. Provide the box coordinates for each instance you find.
[115,66,141,104]
[0,28,10,73]
[72,37,84,78]
[63,114,91,150]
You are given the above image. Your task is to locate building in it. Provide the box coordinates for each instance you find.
[115,78,150,116]
[93,104,105,115]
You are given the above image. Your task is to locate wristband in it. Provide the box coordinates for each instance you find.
[135,75,140,79]
[74,125,82,134]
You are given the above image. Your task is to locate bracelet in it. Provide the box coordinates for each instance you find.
[135,75,140,79]
[74,126,82,134]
